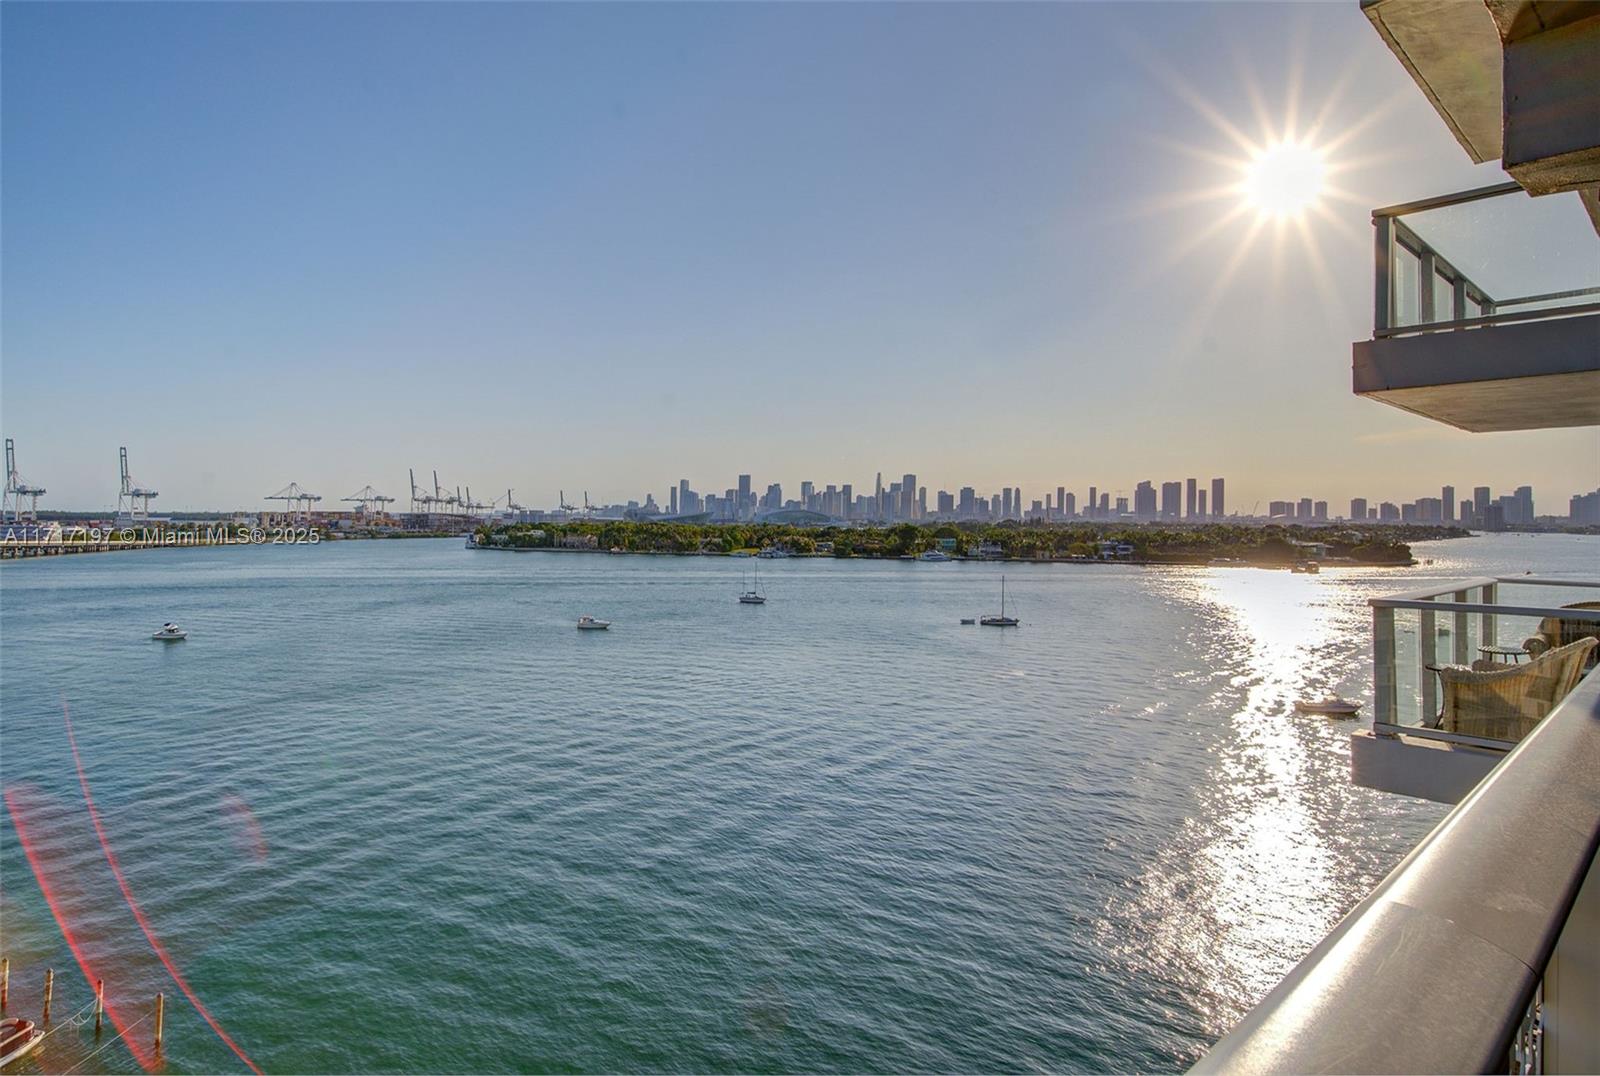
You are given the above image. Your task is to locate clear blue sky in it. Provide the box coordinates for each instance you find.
[4,1,1595,513]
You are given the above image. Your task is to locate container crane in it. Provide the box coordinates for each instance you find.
[3,438,46,521]
[117,447,159,521]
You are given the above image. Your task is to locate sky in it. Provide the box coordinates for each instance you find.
[3,1,1597,515]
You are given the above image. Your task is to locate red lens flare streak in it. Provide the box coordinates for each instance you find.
[63,705,265,1075]
[4,785,158,1073]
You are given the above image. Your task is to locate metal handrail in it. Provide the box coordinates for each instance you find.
[1374,576,1600,603]
[1371,181,1524,219]
[1374,301,1600,338]
[1192,672,1600,1074]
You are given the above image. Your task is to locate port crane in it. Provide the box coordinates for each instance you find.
[343,486,395,516]
[558,490,578,513]
[266,482,321,520]
[117,447,159,521]
[3,438,46,522]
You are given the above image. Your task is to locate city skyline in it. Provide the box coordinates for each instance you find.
[3,3,1597,512]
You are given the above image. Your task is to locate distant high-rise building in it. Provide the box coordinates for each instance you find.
[1483,502,1506,530]
[1056,486,1066,519]
[800,481,815,511]
[1313,501,1328,521]
[958,487,976,518]
[1211,477,1225,518]
[1269,501,1292,518]
[918,486,927,519]
[669,485,678,515]
[1161,481,1182,518]
[1099,493,1109,514]
[875,473,884,519]
[1402,503,1420,522]
[991,493,1002,518]
[1063,492,1076,517]
[1298,497,1314,520]
[1570,488,1600,525]
[738,474,752,518]
[937,489,954,515]
[679,479,691,514]
[1198,489,1207,517]
[1417,497,1442,522]
[1115,496,1129,515]
[841,484,853,519]
[1379,502,1400,521]
[901,474,917,520]
[1474,486,1493,518]
[1013,488,1023,519]
[1002,488,1014,519]
[1515,485,1534,523]
[1134,481,1157,518]
[1088,486,1098,520]
[1186,478,1197,518]
[764,483,782,510]
[1350,497,1368,521]
[1442,485,1455,523]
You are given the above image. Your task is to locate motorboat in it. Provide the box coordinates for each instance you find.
[576,615,611,631]
[0,1018,44,1068]
[152,622,188,641]
[960,617,976,625]
[1294,698,1361,717]
[919,549,951,562]
[1290,562,1320,574]
[756,547,790,559]
[979,576,1020,627]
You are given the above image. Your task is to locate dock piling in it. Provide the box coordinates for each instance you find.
[154,991,164,1051]
[43,968,53,1022]
[1,956,8,1012]
[95,978,105,1034]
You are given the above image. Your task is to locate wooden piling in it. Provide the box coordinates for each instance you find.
[43,968,53,1022]
[95,978,105,1034]
[1,956,8,1012]
[154,992,164,1051]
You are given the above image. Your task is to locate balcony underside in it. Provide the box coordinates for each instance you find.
[1353,314,1600,431]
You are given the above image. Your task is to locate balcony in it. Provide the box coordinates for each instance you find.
[1352,182,1600,432]
[1351,576,1600,804]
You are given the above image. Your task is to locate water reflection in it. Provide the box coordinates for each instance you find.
[1101,568,1366,1047]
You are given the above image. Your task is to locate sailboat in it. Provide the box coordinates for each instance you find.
[980,576,1019,627]
[739,558,767,604]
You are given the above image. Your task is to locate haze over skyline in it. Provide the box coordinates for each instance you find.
[4,2,1597,513]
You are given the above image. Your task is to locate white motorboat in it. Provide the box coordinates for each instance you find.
[152,622,188,641]
[919,549,951,562]
[756,547,790,559]
[576,615,611,631]
[979,576,1019,627]
[0,1018,44,1068]
[1294,698,1361,717]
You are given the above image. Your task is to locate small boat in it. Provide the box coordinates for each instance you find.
[1294,698,1361,717]
[0,1018,44,1068]
[739,559,767,604]
[1290,562,1320,574]
[960,617,976,625]
[919,549,951,562]
[756,547,790,559]
[980,576,1019,627]
[576,615,611,630]
[152,622,188,641]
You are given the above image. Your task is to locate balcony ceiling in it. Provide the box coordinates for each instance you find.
[1362,0,1504,164]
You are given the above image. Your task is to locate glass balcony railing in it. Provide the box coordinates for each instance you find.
[1372,182,1600,337]
[1370,576,1600,746]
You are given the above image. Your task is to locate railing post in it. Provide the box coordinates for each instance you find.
[1419,250,1437,324]
[1375,605,1397,727]
[1421,605,1437,725]
[1483,583,1498,646]
[1454,590,1471,664]
[1373,215,1393,333]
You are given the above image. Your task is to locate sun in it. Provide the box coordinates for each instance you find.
[1242,140,1326,218]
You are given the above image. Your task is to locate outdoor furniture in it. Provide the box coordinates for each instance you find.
[1476,644,1530,664]
[1536,601,1600,668]
[1436,637,1597,741]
